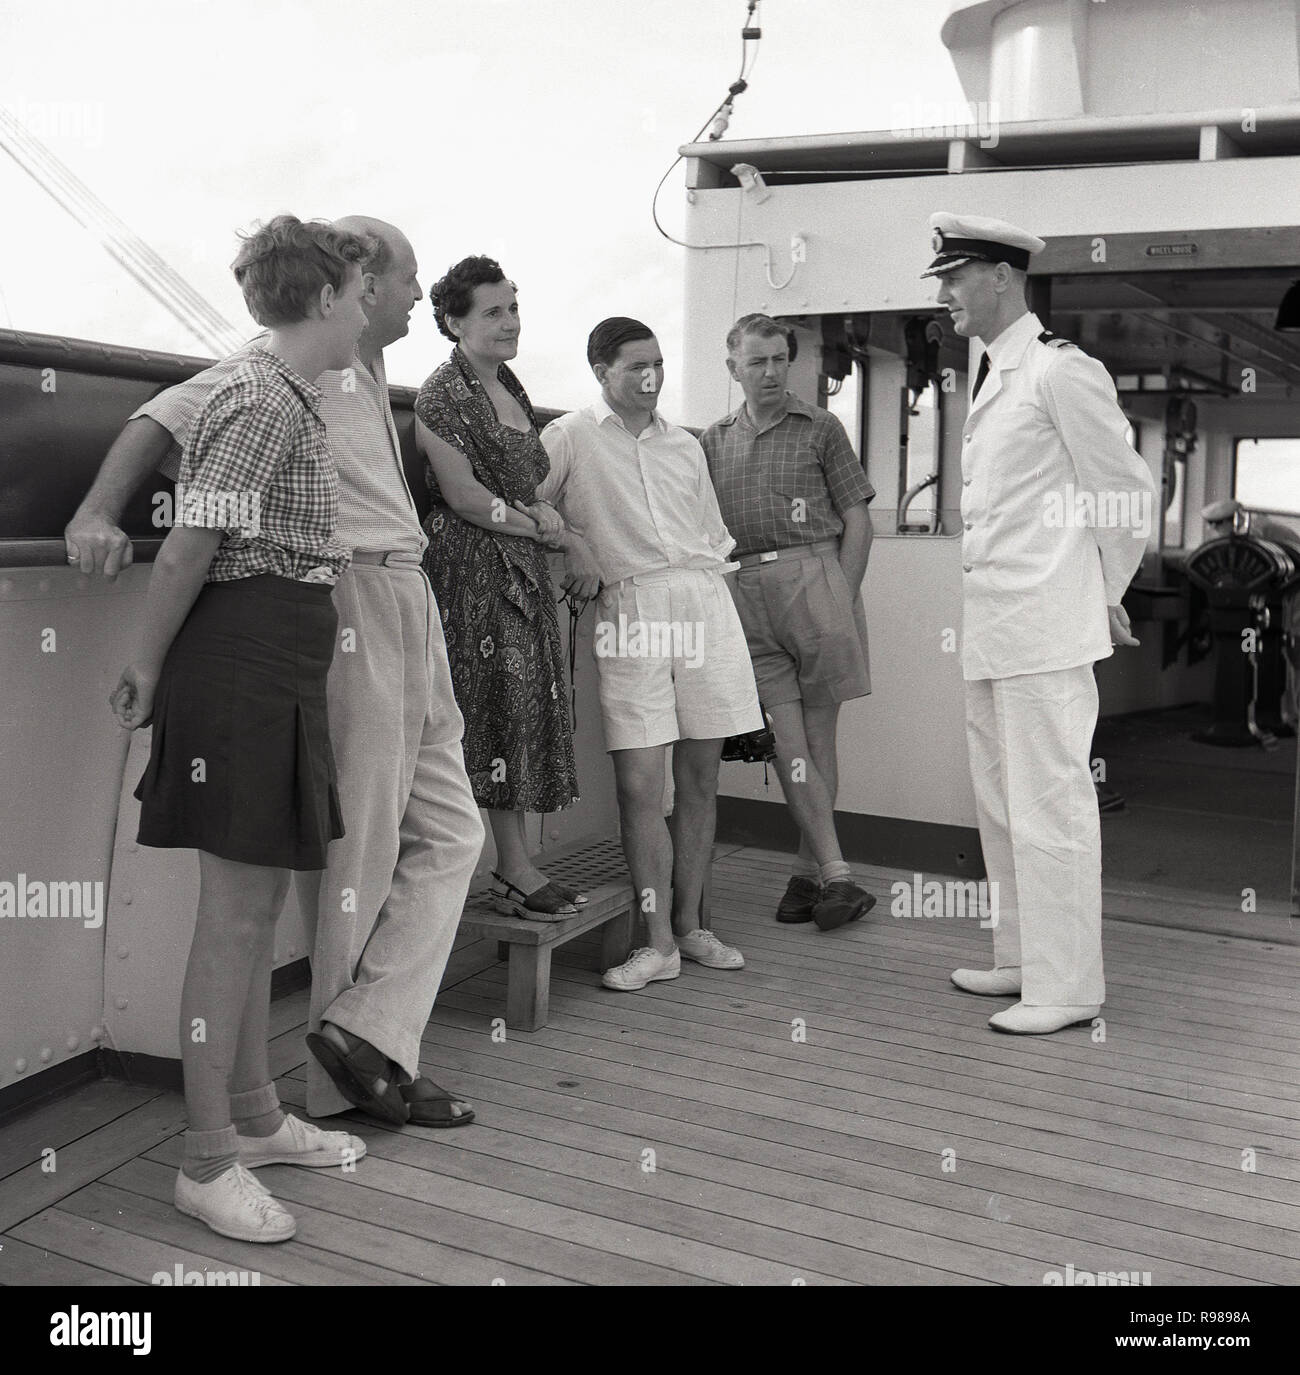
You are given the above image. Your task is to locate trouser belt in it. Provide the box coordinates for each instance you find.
[351,549,424,567]
[733,539,839,570]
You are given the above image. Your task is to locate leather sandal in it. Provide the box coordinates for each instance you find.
[490,871,576,922]
[305,1023,409,1125]
[401,1077,476,1128]
[546,877,589,906]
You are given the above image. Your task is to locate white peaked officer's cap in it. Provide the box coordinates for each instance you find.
[921,212,1046,278]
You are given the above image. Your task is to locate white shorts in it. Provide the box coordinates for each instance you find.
[593,567,763,751]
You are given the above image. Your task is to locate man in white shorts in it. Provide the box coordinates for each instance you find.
[538,317,763,990]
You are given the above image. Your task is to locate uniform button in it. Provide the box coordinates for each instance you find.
[963,478,972,487]
[964,522,973,531]
[962,563,973,573]
[963,434,972,444]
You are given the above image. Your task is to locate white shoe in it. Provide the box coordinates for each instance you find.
[175,1163,297,1243]
[677,928,745,969]
[951,966,1022,996]
[238,1113,366,1169]
[602,946,681,991]
[988,1002,1101,1035]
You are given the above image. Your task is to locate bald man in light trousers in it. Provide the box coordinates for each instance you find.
[925,211,1153,1035]
[66,218,484,1126]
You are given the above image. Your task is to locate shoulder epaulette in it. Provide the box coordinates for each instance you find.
[1038,330,1077,350]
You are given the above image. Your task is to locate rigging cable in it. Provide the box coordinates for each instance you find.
[0,106,244,355]
[651,3,780,265]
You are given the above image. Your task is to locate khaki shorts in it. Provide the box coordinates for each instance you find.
[730,545,870,707]
[593,567,763,751]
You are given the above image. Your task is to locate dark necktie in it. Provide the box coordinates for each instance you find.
[973,352,991,399]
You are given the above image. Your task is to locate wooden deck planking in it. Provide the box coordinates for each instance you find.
[438,957,1296,1146]
[0,845,1296,1285]
[730,912,1300,1026]
[139,1139,717,1287]
[714,861,1300,1013]
[722,846,1298,966]
[703,883,1300,1093]
[268,986,310,1037]
[708,891,1300,1036]
[257,1090,930,1285]
[459,940,1298,1133]
[282,1064,1293,1284]
[100,1158,560,1287]
[272,1070,1259,1285]
[0,1093,186,1234]
[423,979,1298,1215]
[143,1135,820,1285]
[139,1133,720,1281]
[8,1207,292,1286]
[534,942,1300,1124]
[0,1232,146,1286]
[407,979,1298,1215]
[396,997,1298,1259]
[431,963,1300,1197]
[62,1174,428,1286]
[0,1078,161,1183]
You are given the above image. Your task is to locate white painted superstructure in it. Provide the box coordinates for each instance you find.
[676,0,1300,882]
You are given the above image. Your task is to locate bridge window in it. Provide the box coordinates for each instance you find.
[1235,438,1300,516]
[898,380,941,533]
[823,362,862,457]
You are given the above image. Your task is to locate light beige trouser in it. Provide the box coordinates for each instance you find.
[296,564,485,1116]
[964,664,1105,1007]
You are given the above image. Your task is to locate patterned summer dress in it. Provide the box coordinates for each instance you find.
[415,348,579,812]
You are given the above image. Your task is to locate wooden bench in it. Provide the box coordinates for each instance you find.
[458,835,636,1031]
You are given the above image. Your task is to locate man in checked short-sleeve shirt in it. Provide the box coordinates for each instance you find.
[701,313,877,934]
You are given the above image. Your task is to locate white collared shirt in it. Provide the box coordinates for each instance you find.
[960,312,1154,680]
[537,398,736,585]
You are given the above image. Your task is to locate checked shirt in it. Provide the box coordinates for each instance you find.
[700,393,874,557]
[176,347,350,584]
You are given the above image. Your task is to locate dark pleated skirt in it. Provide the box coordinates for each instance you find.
[134,574,344,871]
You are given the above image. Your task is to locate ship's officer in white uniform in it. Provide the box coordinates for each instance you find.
[923,212,1153,1034]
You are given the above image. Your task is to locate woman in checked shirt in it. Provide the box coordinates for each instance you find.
[111,217,369,1246]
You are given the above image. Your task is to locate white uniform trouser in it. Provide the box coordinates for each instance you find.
[296,564,485,1116]
[964,663,1104,1007]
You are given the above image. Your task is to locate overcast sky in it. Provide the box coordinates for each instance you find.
[0,0,963,408]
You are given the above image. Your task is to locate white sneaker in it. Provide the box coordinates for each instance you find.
[602,946,681,991]
[175,1163,297,1243]
[677,928,745,969]
[238,1114,366,1169]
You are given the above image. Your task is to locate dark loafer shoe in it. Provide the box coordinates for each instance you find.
[812,878,877,931]
[400,1077,476,1128]
[775,875,822,924]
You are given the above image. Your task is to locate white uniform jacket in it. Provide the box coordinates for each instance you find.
[959,312,1154,681]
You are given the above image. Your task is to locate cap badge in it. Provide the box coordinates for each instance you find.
[931,229,945,254]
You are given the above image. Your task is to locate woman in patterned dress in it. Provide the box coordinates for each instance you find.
[414,256,584,916]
